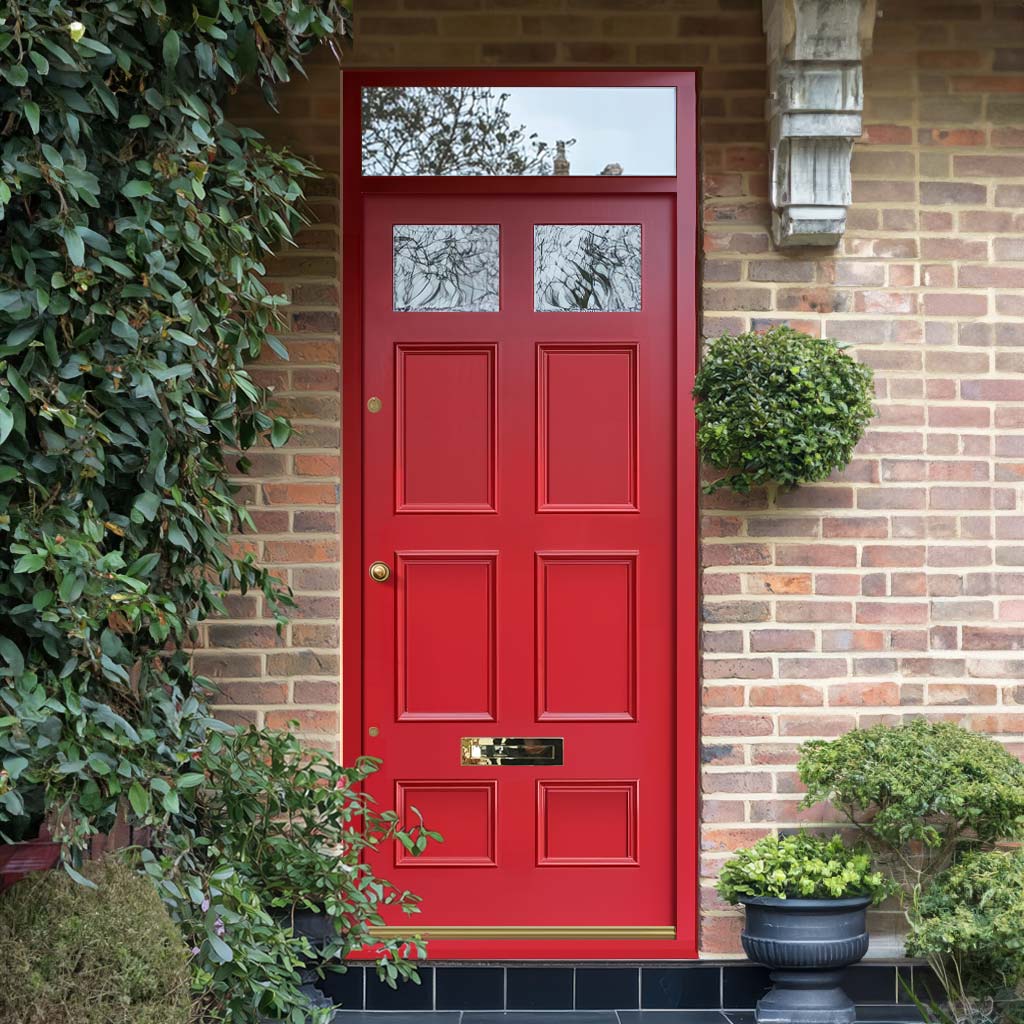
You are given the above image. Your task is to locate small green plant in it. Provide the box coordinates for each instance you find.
[144,725,437,1023]
[692,326,875,493]
[0,858,191,1024]
[906,850,1024,1024]
[716,832,890,905]
[798,720,1024,894]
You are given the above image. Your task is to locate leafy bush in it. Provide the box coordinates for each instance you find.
[798,720,1024,893]
[907,850,1024,1014]
[0,1,348,851]
[692,326,875,493]
[0,858,191,1024]
[144,725,437,1023]
[716,832,890,904]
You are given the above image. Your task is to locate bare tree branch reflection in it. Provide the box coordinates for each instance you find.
[393,225,500,312]
[535,225,642,312]
[363,86,570,176]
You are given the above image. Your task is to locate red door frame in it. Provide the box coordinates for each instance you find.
[341,69,700,959]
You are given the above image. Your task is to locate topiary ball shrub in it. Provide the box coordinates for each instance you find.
[0,858,191,1024]
[692,326,876,493]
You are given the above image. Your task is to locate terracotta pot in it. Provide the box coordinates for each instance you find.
[0,837,61,890]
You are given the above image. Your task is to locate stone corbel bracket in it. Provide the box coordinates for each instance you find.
[763,0,878,247]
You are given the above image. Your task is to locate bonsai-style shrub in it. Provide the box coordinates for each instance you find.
[798,722,1024,1024]
[717,832,890,904]
[798,720,1024,894]
[906,850,1024,1024]
[692,326,875,493]
[0,858,191,1024]
[145,725,438,1022]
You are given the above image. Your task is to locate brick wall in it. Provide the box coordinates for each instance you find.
[203,0,1024,956]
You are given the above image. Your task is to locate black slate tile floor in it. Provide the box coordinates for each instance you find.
[332,1011,921,1024]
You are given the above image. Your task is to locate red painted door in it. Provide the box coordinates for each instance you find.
[361,190,683,949]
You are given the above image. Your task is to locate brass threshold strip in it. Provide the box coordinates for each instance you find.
[370,925,675,940]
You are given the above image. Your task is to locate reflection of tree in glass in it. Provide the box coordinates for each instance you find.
[363,87,567,176]
[393,225,500,312]
[535,225,641,312]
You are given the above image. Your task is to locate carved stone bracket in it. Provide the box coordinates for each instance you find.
[763,0,878,247]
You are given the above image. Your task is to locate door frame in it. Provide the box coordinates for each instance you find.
[341,68,700,959]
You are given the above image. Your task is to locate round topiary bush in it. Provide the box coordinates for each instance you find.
[0,859,191,1024]
[692,326,876,493]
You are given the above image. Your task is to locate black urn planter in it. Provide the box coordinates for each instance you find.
[740,896,870,1024]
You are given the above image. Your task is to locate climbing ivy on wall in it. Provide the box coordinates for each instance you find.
[0,1,349,850]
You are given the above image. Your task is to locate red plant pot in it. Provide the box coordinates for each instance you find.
[0,837,61,890]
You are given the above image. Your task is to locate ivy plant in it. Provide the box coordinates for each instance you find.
[692,326,876,494]
[716,832,890,905]
[0,2,346,851]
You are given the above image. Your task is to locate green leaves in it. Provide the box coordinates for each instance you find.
[121,180,153,198]
[906,850,1024,1012]
[717,833,892,905]
[798,721,1024,858]
[692,326,876,494]
[162,30,181,68]
[60,225,85,266]
[0,3,351,1018]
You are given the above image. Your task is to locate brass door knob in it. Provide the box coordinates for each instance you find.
[368,561,391,582]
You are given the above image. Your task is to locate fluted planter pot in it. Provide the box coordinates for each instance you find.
[740,896,870,1024]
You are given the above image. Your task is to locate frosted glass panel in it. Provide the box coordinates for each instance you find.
[535,225,641,312]
[363,87,676,176]
[393,224,500,312]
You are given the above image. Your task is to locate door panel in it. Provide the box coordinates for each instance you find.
[362,191,678,936]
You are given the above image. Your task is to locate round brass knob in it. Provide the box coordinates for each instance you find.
[368,561,391,582]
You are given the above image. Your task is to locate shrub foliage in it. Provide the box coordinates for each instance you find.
[799,720,1024,891]
[0,857,192,1024]
[0,2,346,847]
[906,850,1024,1018]
[716,832,890,905]
[692,326,875,493]
[144,726,436,1021]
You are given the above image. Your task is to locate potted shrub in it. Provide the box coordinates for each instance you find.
[692,326,875,494]
[717,832,891,1024]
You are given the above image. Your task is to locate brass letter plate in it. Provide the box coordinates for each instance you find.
[461,737,563,767]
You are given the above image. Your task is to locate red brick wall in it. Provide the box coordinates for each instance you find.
[203,0,1024,956]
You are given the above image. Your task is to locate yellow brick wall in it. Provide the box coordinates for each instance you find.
[203,0,1024,955]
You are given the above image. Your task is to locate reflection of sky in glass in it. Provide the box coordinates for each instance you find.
[503,88,676,176]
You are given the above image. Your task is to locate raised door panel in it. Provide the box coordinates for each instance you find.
[396,781,498,867]
[396,344,497,513]
[537,345,638,512]
[397,553,497,721]
[536,553,637,721]
[537,781,639,866]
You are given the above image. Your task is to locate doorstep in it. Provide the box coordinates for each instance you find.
[319,963,931,1018]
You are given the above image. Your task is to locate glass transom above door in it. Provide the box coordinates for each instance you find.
[363,87,676,177]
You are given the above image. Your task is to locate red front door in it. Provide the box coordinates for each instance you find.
[344,70,698,959]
